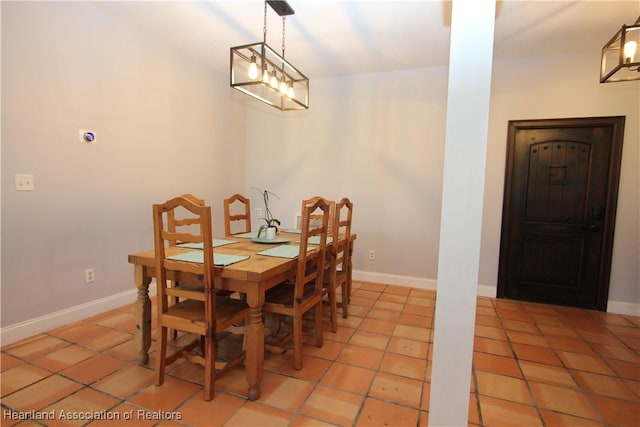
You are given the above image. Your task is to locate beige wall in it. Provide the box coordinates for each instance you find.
[246,52,640,312]
[1,2,246,327]
[2,2,639,341]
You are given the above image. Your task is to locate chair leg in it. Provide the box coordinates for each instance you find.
[293,313,304,370]
[155,326,168,386]
[314,302,324,348]
[341,281,349,319]
[329,283,338,333]
[203,333,215,401]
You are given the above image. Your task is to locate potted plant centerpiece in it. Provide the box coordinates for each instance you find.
[253,188,280,239]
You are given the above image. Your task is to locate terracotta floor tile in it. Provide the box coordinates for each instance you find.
[355,397,420,426]
[473,337,513,357]
[511,342,562,366]
[477,395,542,427]
[289,414,336,427]
[336,314,364,330]
[387,336,429,359]
[571,370,638,401]
[348,329,389,351]
[337,344,384,370]
[379,352,426,380]
[224,400,292,427]
[3,335,70,361]
[369,372,423,408]
[319,361,375,394]
[76,328,133,352]
[352,289,381,300]
[529,382,599,420]
[591,342,640,362]
[546,336,596,355]
[300,385,364,425]
[392,323,430,342]
[88,403,156,427]
[557,351,616,376]
[128,376,201,411]
[529,312,566,327]
[608,358,640,381]
[1,374,84,412]
[32,344,96,373]
[379,293,408,304]
[476,314,502,328]
[475,371,532,405]
[475,325,508,341]
[264,353,331,382]
[1,353,24,372]
[519,360,576,388]
[349,296,377,310]
[384,285,412,296]
[359,282,386,292]
[303,337,345,361]
[258,373,313,412]
[505,330,548,347]
[1,364,52,397]
[473,352,521,378]
[590,394,640,426]
[366,307,401,322]
[372,300,404,312]
[398,312,432,328]
[476,306,497,317]
[359,317,397,335]
[91,311,137,334]
[48,322,111,343]
[502,319,538,334]
[60,353,127,385]
[92,364,156,399]
[539,410,604,427]
[496,308,532,322]
[42,387,121,426]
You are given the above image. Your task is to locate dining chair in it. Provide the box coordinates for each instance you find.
[326,198,354,332]
[262,196,331,370]
[224,193,251,236]
[153,195,249,400]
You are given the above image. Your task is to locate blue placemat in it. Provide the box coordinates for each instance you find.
[167,251,249,266]
[282,228,302,234]
[178,239,239,250]
[257,245,313,259]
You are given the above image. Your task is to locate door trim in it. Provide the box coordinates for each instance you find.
[498,116,625,311]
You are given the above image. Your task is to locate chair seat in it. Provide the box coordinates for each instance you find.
[166,298,248,325]
[265,282,320,308]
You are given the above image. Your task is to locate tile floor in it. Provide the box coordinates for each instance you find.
[2,281,640,426]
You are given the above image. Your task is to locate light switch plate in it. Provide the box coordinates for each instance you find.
[15,174,35,191]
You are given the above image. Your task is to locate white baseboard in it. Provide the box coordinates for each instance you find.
[606,300,640,316]
[2,273,637,347]
[0,285,156,346]
[353,270,638,316]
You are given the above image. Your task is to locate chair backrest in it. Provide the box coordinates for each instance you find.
[224,194,251,236]
[305,196,335,236]
[153,196,215,322]
[167,194,205,246]
[295,197,331,301]
[331,198,353,271]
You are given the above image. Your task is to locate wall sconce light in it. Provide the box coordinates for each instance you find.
[230,1,309,110]
[600,16,640,83]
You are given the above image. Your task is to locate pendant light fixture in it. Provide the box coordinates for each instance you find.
[230,1,309,110]
[600,16,640,83]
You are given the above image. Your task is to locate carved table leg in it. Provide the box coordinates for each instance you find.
[133,265,152,365]
[244,291,264,401]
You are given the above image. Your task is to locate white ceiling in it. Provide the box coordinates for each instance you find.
[95,1,639,79]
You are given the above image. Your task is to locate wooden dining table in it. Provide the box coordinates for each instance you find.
[127,230,354,401]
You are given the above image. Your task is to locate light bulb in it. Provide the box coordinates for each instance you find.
[624,40,637,63]
[248,55,259,80]
[270,71,279,89]
[287,84,295,98]
[279,78,288,94]
[262,69,270,84]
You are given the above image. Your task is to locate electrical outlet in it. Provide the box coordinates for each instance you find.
[85,268,95,284]
[15,174,35,191]
[369,250,375,260]
[255,208,262,217]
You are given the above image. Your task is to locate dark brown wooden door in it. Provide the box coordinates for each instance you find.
[498,117,625,311]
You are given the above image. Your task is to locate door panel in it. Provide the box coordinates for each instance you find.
[498,117,625,310]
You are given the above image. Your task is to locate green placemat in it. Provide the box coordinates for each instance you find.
[178,239,239,249]
[167,251,249,266]
[257,245,313,259]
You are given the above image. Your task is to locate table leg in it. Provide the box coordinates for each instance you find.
[244,291,264,401]
[133,265,152,365]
